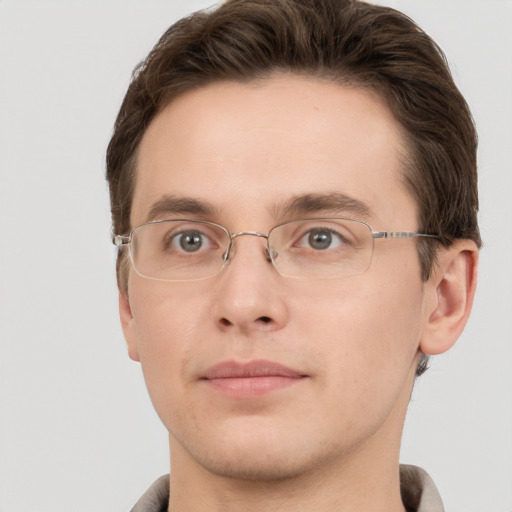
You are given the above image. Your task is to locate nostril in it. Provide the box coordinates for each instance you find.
[258,316,272,323]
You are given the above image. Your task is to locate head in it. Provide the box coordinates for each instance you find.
[106,0,479,484]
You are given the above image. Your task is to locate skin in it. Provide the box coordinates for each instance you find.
[120,75,478,511]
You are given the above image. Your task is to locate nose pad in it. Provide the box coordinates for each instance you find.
[264,245,274,263]
[222,244,233,264]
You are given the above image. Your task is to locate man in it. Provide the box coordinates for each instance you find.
[106,0,480,510]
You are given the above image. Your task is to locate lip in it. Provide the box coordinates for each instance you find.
[200,359,308,398]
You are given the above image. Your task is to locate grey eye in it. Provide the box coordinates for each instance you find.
[302,229,343,250]
[308,230,331,249]
[173,230,205,252]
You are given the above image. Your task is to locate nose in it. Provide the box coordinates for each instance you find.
[213,234,289,335]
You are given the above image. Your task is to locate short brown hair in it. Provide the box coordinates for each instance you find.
[106,0,481,372]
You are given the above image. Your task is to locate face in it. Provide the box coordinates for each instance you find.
[122,75,431,480]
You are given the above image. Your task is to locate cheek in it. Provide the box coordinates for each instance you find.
[131,279,209,344]
[295,272,425,390]
[128,282,210,413]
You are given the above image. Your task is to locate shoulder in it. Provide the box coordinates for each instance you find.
[400,464,445,512]
[129,475,169,512]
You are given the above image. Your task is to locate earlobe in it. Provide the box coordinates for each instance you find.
[420,240,479,356]
[119,291,141,362]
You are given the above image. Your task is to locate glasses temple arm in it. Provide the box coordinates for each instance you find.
[372,232,441,240]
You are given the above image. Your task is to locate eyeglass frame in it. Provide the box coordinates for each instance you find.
[113,217,441,282]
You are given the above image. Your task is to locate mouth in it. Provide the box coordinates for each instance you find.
[200,359,309,398]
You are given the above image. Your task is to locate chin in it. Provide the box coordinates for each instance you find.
[192,448,311,482]
[173,423,340,483]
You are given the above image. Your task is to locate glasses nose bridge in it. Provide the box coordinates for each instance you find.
[230,230,268,241]
[227,231,272,262]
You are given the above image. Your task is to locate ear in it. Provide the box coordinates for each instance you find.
[119,291,141,362]
[420,240,479,355]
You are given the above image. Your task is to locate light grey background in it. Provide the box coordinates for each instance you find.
[0,1,510,511]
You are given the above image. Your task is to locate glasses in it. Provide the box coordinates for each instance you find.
[113,218,440,282]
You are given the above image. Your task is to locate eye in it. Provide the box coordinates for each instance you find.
[299,228,345,250]
[170,229,210,253]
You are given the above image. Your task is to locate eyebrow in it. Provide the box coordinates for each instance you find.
[144,191,373,224]
[274,192,373,219]
[145,195,217,222]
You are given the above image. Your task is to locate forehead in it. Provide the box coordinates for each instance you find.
[132,75,416,229]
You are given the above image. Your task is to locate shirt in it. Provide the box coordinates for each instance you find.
[130,464,444,512]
